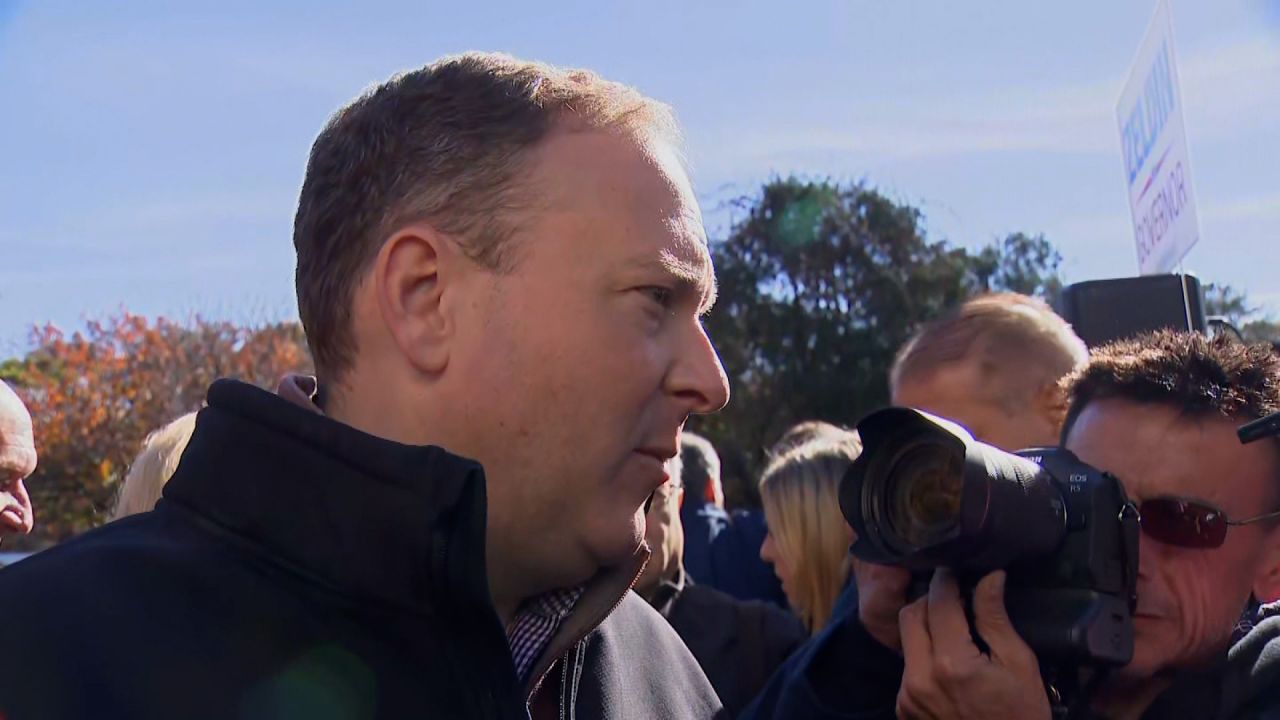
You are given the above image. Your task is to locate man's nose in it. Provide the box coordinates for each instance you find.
[667,322,730,415]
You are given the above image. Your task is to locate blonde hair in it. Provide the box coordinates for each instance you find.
[759,432,862,633]
[891,292,1088,410]
[769,420,851,459]
[112,412,198,520]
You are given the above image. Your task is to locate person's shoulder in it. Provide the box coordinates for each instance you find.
[684,583,805,635]
[1226,608,1280,716]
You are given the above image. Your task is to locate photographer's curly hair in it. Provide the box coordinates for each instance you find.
[1061,330,1280,438]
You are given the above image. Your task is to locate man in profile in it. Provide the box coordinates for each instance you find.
[679,431,787,606]
[0,380,36,544]
[679,432,729,584]
[0,53,730,719]
[637,452,807,716]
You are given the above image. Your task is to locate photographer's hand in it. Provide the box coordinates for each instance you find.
[895,569,1050,720]
[853,558,911,652]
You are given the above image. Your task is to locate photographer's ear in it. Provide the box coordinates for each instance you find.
[1250,528,1280,603]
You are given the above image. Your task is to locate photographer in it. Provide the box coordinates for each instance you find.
[750,331,1280,719]
[861,292,1090,656]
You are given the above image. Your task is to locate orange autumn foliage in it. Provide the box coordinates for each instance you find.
[6,312,312,549]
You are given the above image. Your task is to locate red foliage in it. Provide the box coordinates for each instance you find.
[6,312,312,547]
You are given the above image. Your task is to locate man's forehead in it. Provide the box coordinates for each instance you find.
[0,438,37,477]
[0,390,35,475]
[1068,400,1263,505]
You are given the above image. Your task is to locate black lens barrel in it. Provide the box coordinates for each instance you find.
[841,407,1068,573]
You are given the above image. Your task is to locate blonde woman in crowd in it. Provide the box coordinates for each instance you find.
[758,427,861,635]
[112,412,197,520]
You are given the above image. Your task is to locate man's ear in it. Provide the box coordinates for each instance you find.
[1037,379,1071,438]
[373,224,456,375]
[1252,528,1280,603]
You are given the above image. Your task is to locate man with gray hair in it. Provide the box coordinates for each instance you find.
[680,432,728,583]
[0,53,729,719]
[681,431,788,606]
[0,380,36,543]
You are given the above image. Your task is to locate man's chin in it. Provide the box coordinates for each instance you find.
[588,519,646,570]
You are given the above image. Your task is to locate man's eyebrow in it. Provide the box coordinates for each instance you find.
[641,250,718,315]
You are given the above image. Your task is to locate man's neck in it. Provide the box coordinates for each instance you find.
[324,379,587,630]
[488,555,529,628]
[323,382,423,447]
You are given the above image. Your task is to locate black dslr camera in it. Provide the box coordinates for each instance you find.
[839,407,1140,669]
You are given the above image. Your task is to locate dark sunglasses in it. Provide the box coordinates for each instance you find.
[1132,410,1280,549]
[1138,497,1280,549]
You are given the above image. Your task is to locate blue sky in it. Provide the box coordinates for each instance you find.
[2,0,1278,355]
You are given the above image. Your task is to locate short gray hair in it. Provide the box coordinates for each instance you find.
[679,432,721,501]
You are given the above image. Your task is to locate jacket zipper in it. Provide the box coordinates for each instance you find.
[534,566,642,718]
[558,650,571,720]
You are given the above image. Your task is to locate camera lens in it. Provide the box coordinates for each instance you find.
[841,407,1069,572]
[886,441,964,547]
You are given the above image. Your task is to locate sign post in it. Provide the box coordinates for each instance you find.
[1116,0,1200,275]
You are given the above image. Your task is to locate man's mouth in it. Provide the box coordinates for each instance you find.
[634,449,675,488]
[0,490,30,534]
[0,504,26,534]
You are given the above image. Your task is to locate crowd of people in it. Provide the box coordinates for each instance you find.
[1,51,1279,720]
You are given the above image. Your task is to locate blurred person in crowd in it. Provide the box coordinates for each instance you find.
[111,412,197,520]
[769,419,852,458]
[680,432,787,607]
[746,293,1089,717]
[747,332,1280,720]
[636,452,807,717]
[757,430,862,635]
[853,291,1091,663]
[679,432,730,583]
[0,381,36,543]
[0,52,730,719]
[681,432,725,510]
[890,292,1088,451]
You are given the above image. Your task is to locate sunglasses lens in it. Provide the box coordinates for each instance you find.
[1140,498,1227,549]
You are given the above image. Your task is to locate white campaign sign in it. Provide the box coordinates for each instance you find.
[1116,0,1200,275]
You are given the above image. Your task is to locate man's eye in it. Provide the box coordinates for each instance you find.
[642,287,673,309]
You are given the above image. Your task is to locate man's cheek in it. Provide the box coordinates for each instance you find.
[1169,565,1229,664]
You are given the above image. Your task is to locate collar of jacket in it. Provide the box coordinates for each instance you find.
[162,378,491,614]
[163,378,649,704]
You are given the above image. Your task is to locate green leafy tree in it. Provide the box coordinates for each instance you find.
[971,232,1064,300]
[1204,283,1255,324]
[690,178,1064,506]
[1204,283,1280,346]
